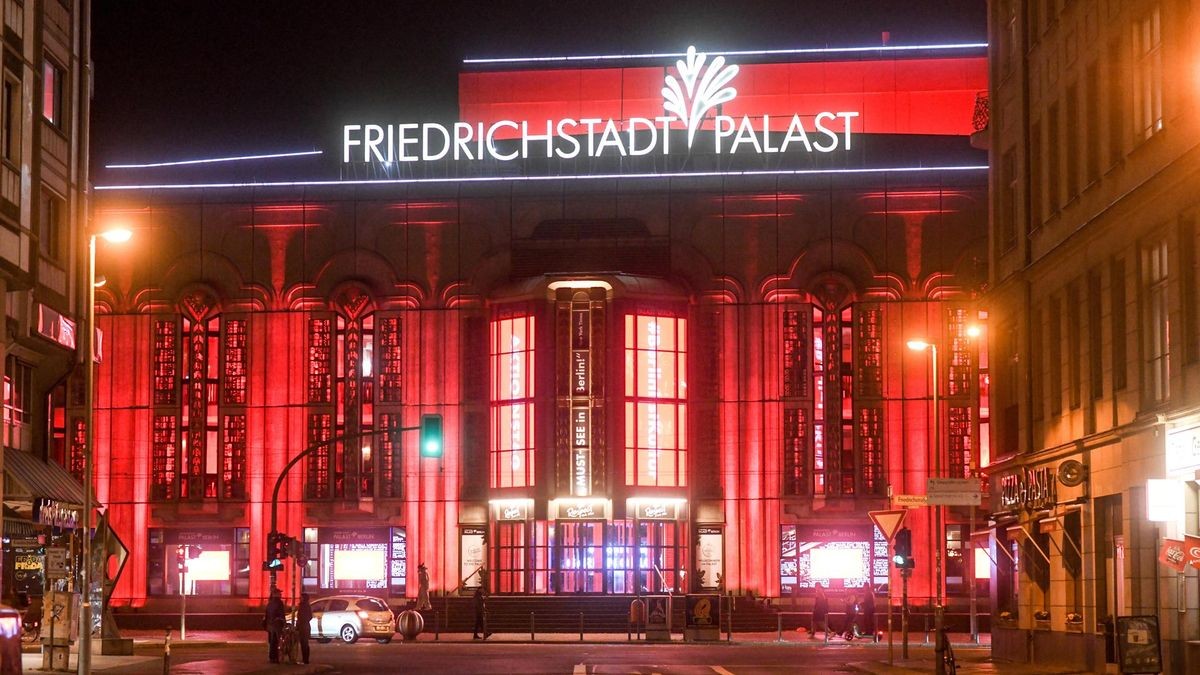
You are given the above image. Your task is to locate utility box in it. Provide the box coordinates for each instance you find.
[683,594,721,641]
[645,595,671,642]
[40,591,76,672]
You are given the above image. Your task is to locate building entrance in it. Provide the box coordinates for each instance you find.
[557,520,604,593]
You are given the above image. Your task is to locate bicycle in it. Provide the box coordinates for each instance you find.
[940,627,958,674]
[277,620,301,664]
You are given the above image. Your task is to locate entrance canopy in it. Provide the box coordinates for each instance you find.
[3,450,86,521]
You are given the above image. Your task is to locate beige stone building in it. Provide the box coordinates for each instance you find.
[984,0,1200,671]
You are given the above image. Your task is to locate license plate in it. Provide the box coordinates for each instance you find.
[374,624,391,631]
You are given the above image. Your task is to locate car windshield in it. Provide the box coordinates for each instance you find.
[356,598,388,612]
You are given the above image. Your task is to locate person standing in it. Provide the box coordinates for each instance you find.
[264,588,286,663]
[417,563,432,611]
[297,593,313,665]
[472,586,490,640]
[860,584,876,642]
[809,584,829,640]
[841,588,860,640]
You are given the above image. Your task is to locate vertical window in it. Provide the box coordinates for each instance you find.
[782,408,808,495]
[2,357,31,450]
[1000,148,1017,250]
[2,72,20,163]
[308,318,332,403]
[1065,83,1080,199]
[625,314,687,487]
[378,413,403,498]
[221,415,246,499]
[1046,101,1061,214]
[41,58,62,126]
[1088,269,1105,401]
[1142,239,1170,403]
[153,319,178,406]
[1112,257,1128,390]
[222,319,247,405]
[1049,296,1063,416]
[1085,62,1101,184]
[782,309,807,397]
[151,415,178,500]
[306,413,333,498]
[1031,305,1045,421]
[491,315,536,488]
[1132,5,1163,141]
[1067,283,1081,409]
[813,308,826,493]
[856,306,883,494]
[782,307,809,496]
[301,528,318,590]
[1030,119,1044,228]
[234,528,251,596]
[1180,218,1198,364]
[68,417,85,481]
[377,316,402,403]
[181,315,220,499]
[37,190,64,261]
[1108,40,1125,165]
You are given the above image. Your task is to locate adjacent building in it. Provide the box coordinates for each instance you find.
[984,0,1199,671]
[0,0,93,603]
[92,43,991,621]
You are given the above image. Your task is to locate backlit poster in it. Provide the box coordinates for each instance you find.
[697,527,723,590]
[460,527,486,588]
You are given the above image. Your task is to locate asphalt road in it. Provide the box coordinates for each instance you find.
[150,641,996,675]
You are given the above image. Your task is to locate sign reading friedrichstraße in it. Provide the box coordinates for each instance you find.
[893,494,929,508]
[344,46,859,163]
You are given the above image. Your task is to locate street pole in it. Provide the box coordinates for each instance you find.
[932,344,945,675]
[901,568,910,658]
[969,499,978,643]
[80,234,96,675]
[180,548,187,641]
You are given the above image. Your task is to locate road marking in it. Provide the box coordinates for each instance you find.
[711,668,736,675]
[573,665,587,675]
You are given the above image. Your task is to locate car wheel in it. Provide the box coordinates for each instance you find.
[339,624,358,644]
[375,637,392,644]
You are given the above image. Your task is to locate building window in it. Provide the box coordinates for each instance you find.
[1142,239,1170,403]
[1049,296,1063,416]
[1031,305,1044,421]
[222,319,247,405]
[37,189,64,262]
[782,408,808,495]
[1132,5,1163,141]
[1112,257,1128,390]
[377,316,402,403]
[947,407,972,479]
[858,406,885,491]
[181,314,220,499]
[41,58,63,126]
[1046,101,1060,214]
[306,413,333,499]
[68,417,84,481]
[782,307,809,496]
[1088,268,1104,401]
[782,309,808,397]
[378,413,402,498]
[1085,62,1101,184]
[1065,83,1080,199]
[151,415,178,500]
[1180,218,1198,364]
[1108,40,1125,166]
[2,72,20,164]
[153,319,179,406]
[625,314,687,487]
[1000,148,1017,250]
[234,528,251,596]
[221,415,246,500]
[2,356,32,451]
[307,317,332,403]
[1030,119,1043,228]
[1067,282,1081,409]
[491,315,536,488]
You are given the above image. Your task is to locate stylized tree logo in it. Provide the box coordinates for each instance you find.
[662,46,739,149]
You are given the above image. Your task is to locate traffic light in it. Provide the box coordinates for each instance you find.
[264,531,287,571]
[420,413,444,458]
[893,527,915,569]
[176,546,186,573]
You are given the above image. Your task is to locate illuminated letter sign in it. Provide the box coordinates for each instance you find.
[343,46,858,164]
[572,407,590,496]
[999,467,1057,511]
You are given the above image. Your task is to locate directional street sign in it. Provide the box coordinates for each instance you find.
[893,494,929,508]
[869,509,908,541]
[926,477,982,506]
[46,547,68,578]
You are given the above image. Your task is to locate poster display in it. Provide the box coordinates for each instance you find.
[696,527,723,590]
[1115,615,1162,674]
[460,527,486,589]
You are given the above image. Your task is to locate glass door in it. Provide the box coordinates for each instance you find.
[493,521,528,594]
[606,521,636,594]
[639,521,685,594]
[557,521,605,593]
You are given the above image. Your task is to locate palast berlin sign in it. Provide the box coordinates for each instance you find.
[344,46,859,163]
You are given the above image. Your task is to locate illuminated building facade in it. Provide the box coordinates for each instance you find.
[91,44,992,614]
[984,1,1200,672]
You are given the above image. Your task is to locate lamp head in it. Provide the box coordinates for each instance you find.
[906,339,931,352]
[98,227,133,243]
[966,325,982,339]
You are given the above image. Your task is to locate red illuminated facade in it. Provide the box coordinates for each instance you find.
[91,46,990,611]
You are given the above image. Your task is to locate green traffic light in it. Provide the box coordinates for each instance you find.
[420,414,444,458]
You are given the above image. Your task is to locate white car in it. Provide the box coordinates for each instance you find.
[307,595,395,644]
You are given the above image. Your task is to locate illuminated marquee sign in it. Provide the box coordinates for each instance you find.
[999,466,1057,511]
[1167,425,1200,476]
[343,46,858,163]
[555,499,608,520]
[570,306,593,496]
[572,408,591,496]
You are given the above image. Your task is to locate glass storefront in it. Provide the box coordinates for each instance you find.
[147,527,249,596]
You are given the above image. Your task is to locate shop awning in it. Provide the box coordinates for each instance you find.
[3,450,85,507]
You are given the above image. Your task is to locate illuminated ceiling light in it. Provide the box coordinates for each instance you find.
[463,42,989,65]
[93,276,107,288]
[106,149,323,169]
[966,325,982,338]
[906,339,931,351]
[95,164,988,192]
[98,227,133,243]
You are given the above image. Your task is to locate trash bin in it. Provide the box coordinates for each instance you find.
[0,606,22,675]
[645,596,671,642]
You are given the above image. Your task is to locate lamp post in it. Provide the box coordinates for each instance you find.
[80,225,131,675]
[907,338,944,675]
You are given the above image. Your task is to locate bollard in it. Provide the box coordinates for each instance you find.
[579,611,584,641]
[725,596,732,643]
[777,612,783,642]
[531,611,535,641]
[162,628,172,675]
[434,610,440,641]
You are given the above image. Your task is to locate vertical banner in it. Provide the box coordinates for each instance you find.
[571,307,592,496]
[696,527,723,590]
[572,407,591,496]
[460,527,486,589]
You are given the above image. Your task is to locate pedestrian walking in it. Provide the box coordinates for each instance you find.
[472,586,491,639]
[297,592,313,665]
[841,589,860,640]
[417,563,432,611]
[860,584,876,641]
[810,583,829,640]
[263,588,286,663]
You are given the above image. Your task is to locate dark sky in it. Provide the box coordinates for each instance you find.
[90,1,985,174]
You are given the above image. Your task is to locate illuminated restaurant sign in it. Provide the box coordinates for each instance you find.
[999,466,1057,511]
[1167,424,1200,476]
[344,46,858,163]
[554,498,608,520]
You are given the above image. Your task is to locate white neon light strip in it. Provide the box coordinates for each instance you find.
[463,42,988,65]
[95,164,987,191]
[105,150,324,169]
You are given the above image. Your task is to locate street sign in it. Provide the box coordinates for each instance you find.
[45,547,68,578]
[869,509,908,541]
[926,477,981,506]
[893,494,929,508]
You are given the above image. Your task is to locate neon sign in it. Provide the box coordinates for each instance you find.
[343,46,858,163]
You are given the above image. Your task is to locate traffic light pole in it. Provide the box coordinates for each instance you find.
[267,425,421,593]
[901,567,910,658]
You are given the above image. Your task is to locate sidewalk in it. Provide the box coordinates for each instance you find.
[851,655,1088,674]
[19,646,334,675]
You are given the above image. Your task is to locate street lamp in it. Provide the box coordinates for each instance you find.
[80,224,132,675]
[907,338,944,675]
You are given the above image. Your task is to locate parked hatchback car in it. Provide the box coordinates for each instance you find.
[306,595,395,644]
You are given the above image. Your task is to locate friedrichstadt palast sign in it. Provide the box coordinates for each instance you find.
[343,46,859,163]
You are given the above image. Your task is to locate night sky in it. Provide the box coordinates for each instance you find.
[90,0,985,178]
